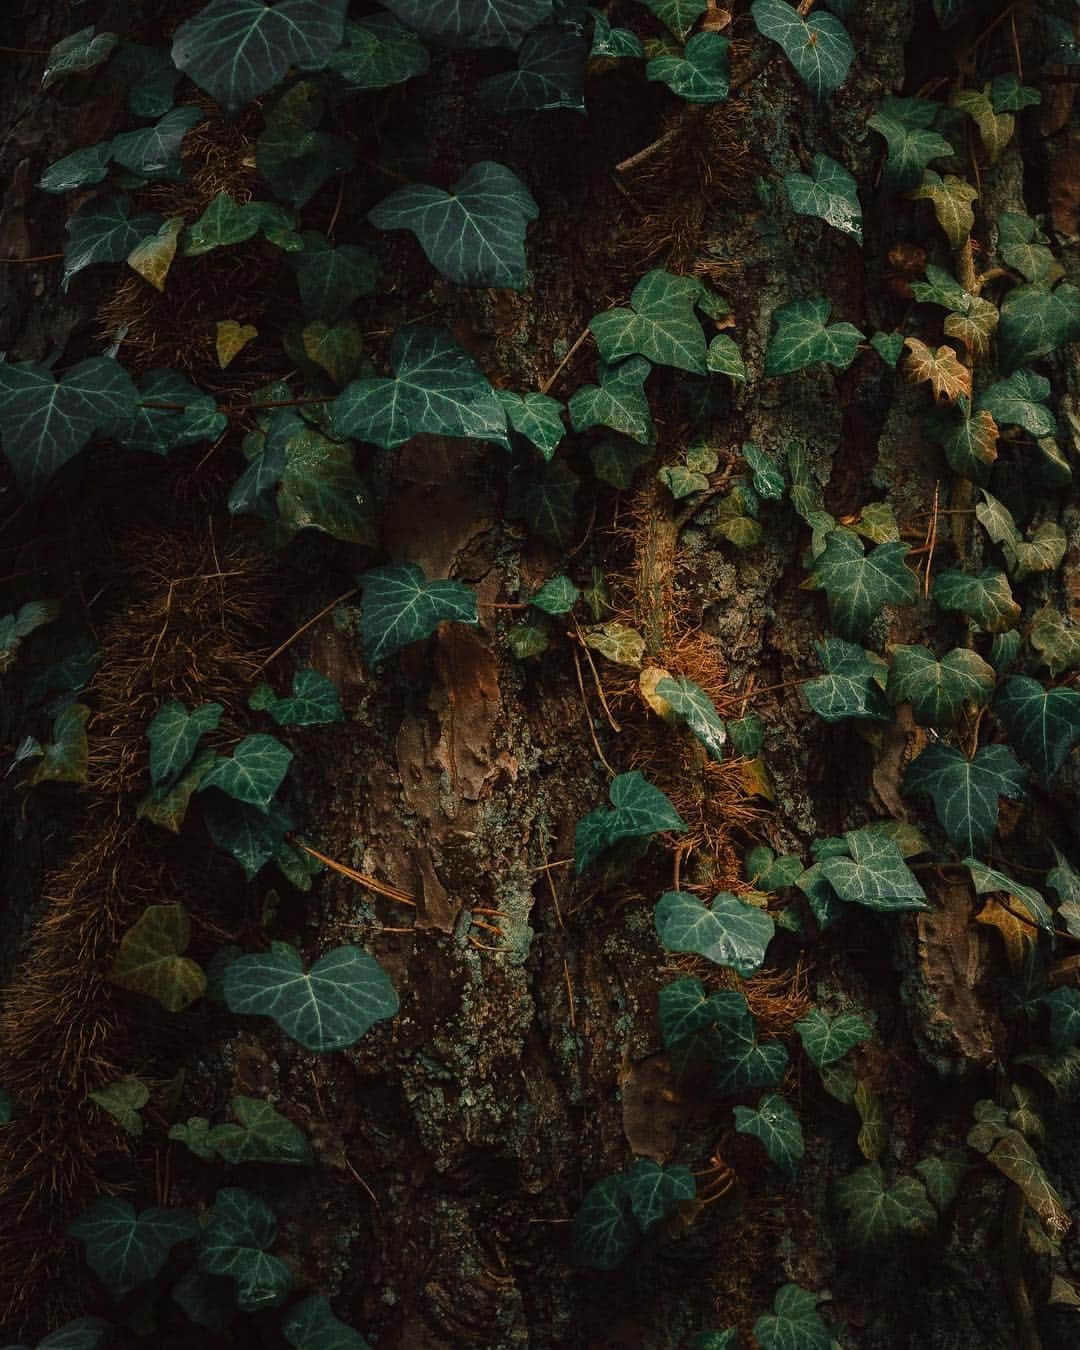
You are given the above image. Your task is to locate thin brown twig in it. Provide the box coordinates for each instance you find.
[540,328,592,395]
[293,841,417,907]
[0,253,62,263]
[573,617,621,732]
[923,480,939,599]
[572,644,616,777]
[253,586,359,673]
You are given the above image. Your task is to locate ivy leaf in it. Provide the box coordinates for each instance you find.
[138,747,217,834]
[868,97,953,191]
[42,26,118,89]
[976,369,1054,438]
[638,0,707,40]
[497,390,566,459]
[659,977,723,1047]
[184,192,296,257]
[198,1187,293,1312]
[990,74,1041,112]
[804,637,891,724]
[885,645,994,726]
[1031,607,1080,679]
[275,423,376,546]
[870,331,904,366]
[291,232,378,323]
[925,404,997,483]
[590,436,653,490]
[203,793,292,879]
[206,1096,313,1165]
[479,27,587,112]
[379,0,553,49]
[655,891,774,976]
[568,356,656,443]
[32,703,90,785]
[88,1077,150,1138]
[646,32,730,103]
[951,86,1013,162]
[966,858,1054,933]
[63,192,162,290]
[712,1016,789,1096]
[915,1151,972,1212]
[903,742,1028,855]
[834,1165,936,1248]
[590,10,644,58]
[120,369,226,457]
[505,457,579,543]
[357,563,477,666]
[804,530,918,641]
[993,675,1080,788]
[282,1295,372,1349]
[784,153,862,243]
[901,337,970,403]
[127,215,184,291]
[764,297,863,376]
[985,1133,1070,1237]
[751,0,853,101]
[171,0,349,115]
[932,567,1019,633]
[506,622,549,660]
[655,675,727,759]
[689,1335,737,1350]
[14,1317,114,1349]
[795,1007,872,1067]
[148,700,223,787]
[301,319,364,387]
[570,1175,635,1269]
[38,141,113,194]
[753,1285,831,1350]
[1044,988,1080,1052]
[225,941,399,1051]
[111,903,206,1012]
[199,734,292,810]
[111,107,202,182]
[622,1158,696,1231]
[0,355,138,497]
[582,621,646,667]
[734,1093,804,1180]
[250,669,344,727]
[529,575,579,614]
[69,1199,198,1299]
[575,770,687,873]
[658,463,709,498]
[998,282,1080,373]
[171,1266,237,1332]
[706,334,746,382]
[326,15,430,91]
[257,81,355,208]
[334,327,508,450]
[943,295,998,360]
[590,270,711,373]
[0,599,60,674]
[817,829,929,912]
[369,161,538,288]
[909,171,978,249]
[109,42,184,119]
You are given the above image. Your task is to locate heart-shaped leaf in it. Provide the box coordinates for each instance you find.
[120,369,226,457]
[0,600,60,674]
[795,1007,871,1066]
[257,82,356,208]
[924,404,997,483]
[904,742,1027,855]
[590,10,644,58]
[569,1174,635,1269]
[172,0,349,114]
[479,27,587,112]
[369,161,538,287]
[138,747,217,834]
[334,326,508,450]
[834,1165,936,1248]
[126,216,184,292]
[764,297,863,376]
[63,192,163,290]
[216,320,258,369]
[646,32,730,103]
[42,26,118,89]
[148,700,223,787]
[751,0,854,100]
[658,977,742,1048]
[184,191,295,256]
[655,675,726,759]
[357,562,477,665]
[568,356,656,443]
[734,1093,804,1179]
[326,15,429,91]
[902,337,970,402]
[622,1158,696,1230]
[111,107,202,182]
[784,153,862,243]
[638,0,707,39]
[199,734,292,810]
[111,903,207,1012]
[885,645,995,726]
[32,702,90,784]
[804,529,918,641]
[290,231,378,323]
[68,1198,198,1298]
[706,334,746,382]
[379,0,553,49]
[203,793,292,878]
[204,1096,313,1165]
[966,858,1054,932]
[505,457,579,543]
[528,574,579,614]
[932,567,1019,632]
[224,941,399,1051]
[655,890,775,976]
[816,829,929,911]
[712,1009,789,1096]
[993,676,1080,788]
[257,420,374,545]
[109,42,184,119]
[282,1295,373,1349]
[952,85,1013,162]
[582,621,646,667]
[909,171,978,249]
[590,270,711,373]
[250,669,344,726]
[497,390,566,459]
[197,1187,293,1311]
[87,1077,150,1137]
[976,368,1054,437]
[38,142,114,195]
[868,96,953,190]
[804,637,891,724]
[998,282,1080,372]
[575,770,687,873]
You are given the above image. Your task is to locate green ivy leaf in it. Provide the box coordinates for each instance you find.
[184,192,293,258]
[637,0,707,39]
[15,1317,114,1349]
[646,31,730,103]
[334,327,508,450]
[38,142,113,194]
[205,1096,314,1165]
[0,599,60,674]
[976,368,1054,438]
[804,529,918,640]
[784,153,862,243]
[1031,607,1080,678]
[834,1165,936,1248]
[197,1187,294,1311]
[63,192,162,290]
[990,74,1041,112]
[137,747,217,834]
[479,27,587,112]
[224,941,399,1051]
[199,734,292,810]
[924,403,998,483]
[764,297,863,376]
[909,170,978,249]
[568,356,656,443]
[713,1009,789,1094]
[966,858,1054,932]
[734,1093,804,1180]
[984,1132,1071,1237]
[357,562,478,665]
[529,574,579,614]
[69,1198,198,1298]
[169,1116,216,1162]
[795,1007,872,1067]
[119,369,226,457]
[590,270,711,373]
[42,26,118,89]
[915,1151,971,1212]
[804,637,891,724]
[706,334,746,382]
[282,1294,372,1349]
[885,645,994,726]
[171,1266,237,1332]
[992,676,1080,788]
[589,10,644,58]
[147,700,223,787]
[111,903,207,1012]
[932,567,1019,633]
[0,355,138,497]
[655,675,726,759]
[380,0,553,49]
[903,743,1027,855]
[870,331,904,366]
[622,1158,696,1230]
[497,390,566,459]
[88,1077,149,1138]
[272,422,376,546]
[506,456,580,543]
[658,977,736,1047]
[1044,988,1080,1052]
[257,81,355,208]
[326,15,429,91]
[951,85,1013,162]
[753,1285,831,1350]
[110,107,202,182]
[570,1175,635,1269]
[688,1334,737,1350]
[290,231,378,323]
[590,436,653,490]
[868,97,953,191]
[171,0,349,114]
[751,0,853,100]
[32,702,90,784]
[658,463,709,498]
[582,620,645,667]
[250,669,344,726]
[301,319,365,387]
[506,622,549,660]
[817,828,929,912]
[108,42,183,118]
[998,282,1080,373]
[369,161,537,287]
[202,794,292,879]
[575,770,687,873]
[655,890,775,976]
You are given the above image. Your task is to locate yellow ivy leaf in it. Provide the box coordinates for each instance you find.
[639,666,676,722]
[127,216,184,292]
[301,318,364,387]
[855,1079,886,1160]
[975,897,1034,970]
[902,337,972,403]
[951,87,1014,164]
[740,754,775,801]
[216,320,258,369]
[582,621,645,668]
[943,296,999,359]
[908,172,978,249]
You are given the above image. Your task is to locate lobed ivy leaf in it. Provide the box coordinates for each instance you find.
[751,0,853,101]
[334,327,508,450]
[326,15,429,91]
[817,828,929,912]
[966,859,1054,933]
[575,770,687,873]
[529,575,579,614]
[868,97,953,191]
[902,337,970,403]
[108,42,183,119]
[68,1198,198,1298]
[479,27,587,112]
[655,675,726,759]
[998,281,1080,373]
[224,941,399,1051]
[834,1164,936,1249]
[171,0,349,115]
[7,1317,114,1349]
[282,1295,372,1349]
[804,529,918,641]
[870,331,904,366]
[591,270,712,373]
[655,890,774,976]
[497,390,566,459]
[990,74,1040,112]
[924,403,997,483]
[909,171,978,250]
[658,977,739,1048]
[712,1015,789,1096]
[0,599,60,674]
[203,793,292,879]
[506,457,579,543]
[951,86,1013,162]
[199,734,292,810]
[795,1007,872,1067]
[622,1158,696,1231]
[932,567,1019,632]
[357,563,477,666]
[637,0,707,40]
[689,1334,737,1350]
[646,32,730,103]
[32,703,90,785]
[38,142,113,195]
[203,1095,313,1165]
[570,1175,635,1269]
[290,231,378,323]
[764,297,863,376]
[568,356,656,443]
[903,743,1027,856]
[198,1187,293,1311]
[589,10,644,58]
[137,747,217,834]
[804,637,891,724]
[986,1132,1071,1237]
[171,1266,237,1332]
[582,621,645,667]
[63,192,162,290]
[87,1077,149,1138]
[915,1151,971,1212]
[273,422,376,546]
[42,26,118,89]
[885,645,994,726]
[784,153,862,243]
[369,161,538,287]
[120,369,227,456]
[753,1285,831,1350]
[706,334,746,382]
[1030,607,1080,679]
[147,700,222,787]
[1044,988,1080,1052]
[379,0,553,49]
[184,192,294,258]
[111,903,207,1012]
[250,669,344,726]
[992,676,1080,788]
[301,319,365,387]
[976,368,1054,438]
[734,1093,804,1180]
[110,107,203,182]
[257,81,355,208]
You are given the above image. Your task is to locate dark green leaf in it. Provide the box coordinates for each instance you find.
[506,622,549,659]
[32,702,90,784]
[290,231,378,323]
[885,645,994,726]
[867,96,953,190]
[966,858,1054,932]
[751,0,854,100]
[120,369,226,456]
[622,1158,696,1230]
[706,334,746,382]
[63,192,162,290]
[42,26,119,89]
[357,562,477,666]
[753,1285,831,1350]
[870,331,904,365]
[570,1175,635,1269]
[712,1015,789,1096]
[804,529,918,640]
[932,567,1019,633]
[171,1267,237,1333]
[497,390,565,459]
[646,32,730,103]
[110,903,206,1012]
[589,11,644,58]
[804,637,891,724]
[326,15,429,91]
[795,1007,872,1067]
[250,669,344,726]
[197,1187,293,1311]
[0,599,60,673]
[88,1077,149,1138]
[993,675,1080,788]
[655,890,774,975]
[976,368,1054,438]
[110,107,202,182]
[784,153,862,243]
[656,675,727,759]
[479,28,587,112]
[998,282,1080,373]
[568,356,655,443]
[379,0,553,49]
[834,1165,936,1248]
[38,142,113,194]
[734,1093,804,1179]
[108,42,183,118]
[658,977,734,1048]
[915,1151,971,1212]
[591,270,711,372]
[817,828,929,912]
[638,0,707,39]
[68,1198,198,1298]
[275,422,376,545]
[903,743,1027,855]
[207,1095,313,1165]
[576,770,687,873]
[282,1294,372,1349]
[184,191,296,257]
[148,700,222,787]
[257,81,355,208]
[764,297,863,376]
[529,574,579,614]
[506,457,579,543]
[203,793,292,878]
[199,734,292,810]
